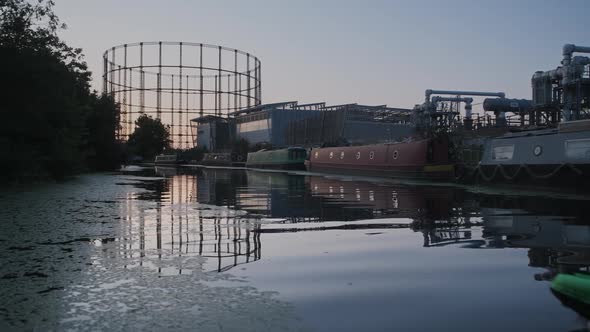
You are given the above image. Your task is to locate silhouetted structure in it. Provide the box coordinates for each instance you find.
[103,42,261,148]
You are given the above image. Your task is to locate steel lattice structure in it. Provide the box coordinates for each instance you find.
[103,42,261,148]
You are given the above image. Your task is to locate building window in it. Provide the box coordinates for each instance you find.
[237,119,271,133]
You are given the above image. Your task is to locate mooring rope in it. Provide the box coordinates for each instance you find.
[498,164,524,181]
[474,162,583,182]
[476,165,498,182]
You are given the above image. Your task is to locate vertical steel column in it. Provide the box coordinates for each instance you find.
[117,65,122,139]
[140,71,145,115]
[110,47,115,95]
[139,42,145,114]
[117,66,121,102]
[186,75,189,148]
[254,60,258,104]
[214,75,218,117]
[103,53,108,94]
[122,45,128,139]
[190,104,196,148]
[218,46,222,117]
[246,53,251,108]
[179,42,183,149]
[157,41,162,120]
[199,44,203,118]
[171,75,175,148]
[239,70,242,110]
[227,75,230,114]
[128,68,133,133]
[258,60,262,104]
[234,50,238,112]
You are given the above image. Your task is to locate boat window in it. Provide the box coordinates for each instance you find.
[565,139,590,159]
[369,151,375,159]
[492,145,514,160]
[393,150,399,159]
[340,151,345,159]
[356,152,361,159]
[329,152,334,159]
[314,151,319,159]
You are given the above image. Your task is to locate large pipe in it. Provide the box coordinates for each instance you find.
[431,96,473,104]
[425,89,505,104]
[483,98,533,114]
[563,44,590,65]
[483,98,533,127]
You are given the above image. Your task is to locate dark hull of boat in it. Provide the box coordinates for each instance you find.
[154,162,180,167]
[307,163,453,179]
[247,162,306,170]
[199,161,233,167]
[466,164,590,188]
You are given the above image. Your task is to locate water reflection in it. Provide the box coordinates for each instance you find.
[3,166,590,330]
[119,167,261,273]
[144,167,590,326]
[147,167,590,277]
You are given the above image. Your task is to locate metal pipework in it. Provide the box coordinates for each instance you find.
[431,96,474,103]
[483,98,533,126]
[425,89,505,119]
[562,44,590,65]
[431,96,474,118]
[425,89,505,104]
[532,44,590,121]
[483,98,533,114]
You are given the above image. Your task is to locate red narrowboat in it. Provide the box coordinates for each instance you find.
[306,138,454,180]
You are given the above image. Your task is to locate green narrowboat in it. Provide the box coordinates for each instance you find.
[246,147,307,170]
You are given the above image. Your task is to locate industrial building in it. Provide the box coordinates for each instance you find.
[192,101,414,149]
[191,116,233,151]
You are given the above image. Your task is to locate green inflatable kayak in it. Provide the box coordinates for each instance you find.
[551,273,590,319]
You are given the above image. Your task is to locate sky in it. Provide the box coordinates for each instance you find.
[54,0,590,111]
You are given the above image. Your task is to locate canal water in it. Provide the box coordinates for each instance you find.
[1,166,589,331]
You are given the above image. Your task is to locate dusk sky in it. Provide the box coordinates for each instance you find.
[55,0,589,111]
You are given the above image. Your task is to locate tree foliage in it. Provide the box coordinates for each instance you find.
[0,0,122,183]
[84,94,123,170]
[127,115,171,160]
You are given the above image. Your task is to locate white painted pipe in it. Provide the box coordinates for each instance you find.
[425,89,505,104]
[563,44,590,65]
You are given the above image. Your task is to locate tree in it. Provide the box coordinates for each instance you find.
[127,115,171,160]
[0,0,123,182]
[1,0,91,181]
[84,94,122,170]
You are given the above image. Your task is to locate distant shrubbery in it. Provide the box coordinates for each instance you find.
[0,0,123,183]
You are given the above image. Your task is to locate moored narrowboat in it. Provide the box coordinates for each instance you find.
[246,147,307,170]
[306,138,454,180]
[154,154,178,166]
[474,119,590,186]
